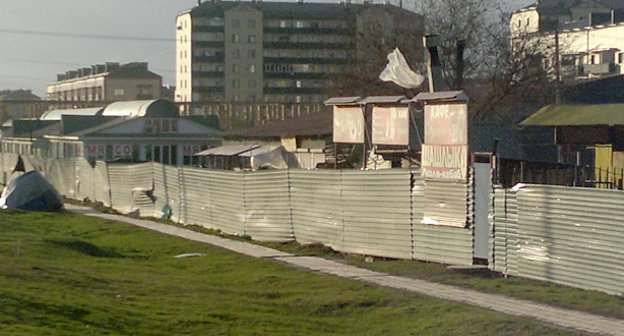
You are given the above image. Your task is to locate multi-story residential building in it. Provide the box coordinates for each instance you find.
[46,62,163,102]
[511,0,624,79]
[175,0,423,105]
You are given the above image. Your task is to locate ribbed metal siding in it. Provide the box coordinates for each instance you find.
[341,169,412,259]
[178,167,212,227]
[94,161,112,207]
[244,170,294,242]
[206,170,246,236]
[75,159,95,201]
[108,163,153,215]
[490,188,519,275]
[515,185,624,295]
[412,174,473,265]
[152,163,182,222]
[44,158,77,199]
[290,170,343,250]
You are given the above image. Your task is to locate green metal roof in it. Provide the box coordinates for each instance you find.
[520,104,624,126]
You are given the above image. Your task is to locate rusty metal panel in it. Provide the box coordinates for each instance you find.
[341,169,412,259]
[412,173,473,265]
[244,170,294,242]
[513,185,624,295]
[290,169,343,251]
[108,163,153,216]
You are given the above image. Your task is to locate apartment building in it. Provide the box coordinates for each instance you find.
[175,0,423,105]
[511,0,624,79]
[47,62,163,102]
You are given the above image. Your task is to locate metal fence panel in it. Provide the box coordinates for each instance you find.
[290,169,343,251]
[206,170,246,236]
[108,163,153,216]
[44,158,77,199]
[341,169,412,259]
[178,167,212,227]
[412,175,473,265]
[244,170,294,242]
[490,188,519,275]
[152,163,182,222]
[94,161,112,207]
[515,185,624,295]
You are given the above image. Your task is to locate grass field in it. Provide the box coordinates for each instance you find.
[0,210,579,336]
[260,241,624,320]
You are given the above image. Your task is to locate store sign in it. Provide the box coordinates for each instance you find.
[113,145,132,157]
[85,144,105,156]
[333,106,365,144]
[422,102,469,181]
[183,145,201,156]
[421,144,468,180]
[372,106,409,145]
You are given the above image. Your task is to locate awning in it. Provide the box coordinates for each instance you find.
[521,103,624,126]
[238,145,281,157]
[194,144,260,156]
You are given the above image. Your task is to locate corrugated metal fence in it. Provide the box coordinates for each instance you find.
[0,154,476,265]
[491,185,624,296]
[3,153,624,295]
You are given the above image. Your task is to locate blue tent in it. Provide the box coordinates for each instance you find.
[0,171,63,211]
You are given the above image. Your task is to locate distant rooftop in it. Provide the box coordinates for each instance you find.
[54,62,161,83]
[190,0,411,20]
[0,89,41,101]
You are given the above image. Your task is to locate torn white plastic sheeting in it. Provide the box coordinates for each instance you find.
[174,253,207,258]
[379,48,425,89]
[240,145,300,170]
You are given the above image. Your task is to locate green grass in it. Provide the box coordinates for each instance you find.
[0,210,578,336]
[261,242,624,320]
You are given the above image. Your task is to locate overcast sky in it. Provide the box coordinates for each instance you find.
[0,0,534,97]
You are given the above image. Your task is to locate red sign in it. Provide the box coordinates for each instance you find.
[183,145,201,156]
[85,144,105,156]
[421,144,468,180]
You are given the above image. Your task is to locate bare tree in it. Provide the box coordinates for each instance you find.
[327,5,426,98]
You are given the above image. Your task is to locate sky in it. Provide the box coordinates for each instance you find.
[0,0,534,97]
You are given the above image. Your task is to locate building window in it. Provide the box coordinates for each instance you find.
[249,49,256,58]
[233,94,240,102]
[248,19,256,28]
[232,19,240,28]
[233,79,240,88]
[618,53,624,64]
[114,88,125,96]
[232,34,240,43]
[233,64,240,73]
[590,54,596,64]
[280,20,287,28]
[296,21,304,28]
[249,64,256,73]
[249,79,256,88]
[248,34,256,43]
[233,49,240,58]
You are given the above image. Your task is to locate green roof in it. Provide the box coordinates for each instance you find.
[520,104,624,126]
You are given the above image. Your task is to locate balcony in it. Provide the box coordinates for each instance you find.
[264,27,352,35]
[193,55,225,63]
[582,63,619,76]
[264,72,330,79]
[263,57,349,64]
[263,42,355,50]
[194,86,224,93]
[263,87,323,94]
[194,71,225,78]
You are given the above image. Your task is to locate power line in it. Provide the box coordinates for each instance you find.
[0,28,175,42]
